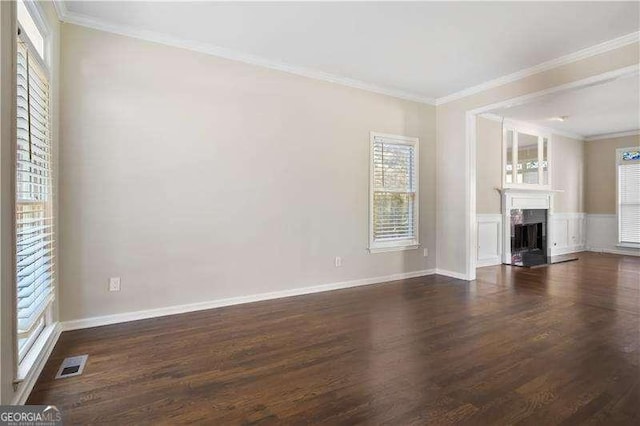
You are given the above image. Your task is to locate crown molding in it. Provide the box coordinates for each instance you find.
[585,130,640,141]
[478,113,585,140]
[52,0,67,21]
[435,31,640,106]
[53,1,638,109]
[52,1,436,105]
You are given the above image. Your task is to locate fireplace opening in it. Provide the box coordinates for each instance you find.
[511,209,547,266]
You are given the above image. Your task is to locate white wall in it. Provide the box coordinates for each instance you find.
[58,25,437,322]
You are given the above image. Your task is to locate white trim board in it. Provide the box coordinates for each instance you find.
[587,247,640,257]
[61,269,435,331]
[52,1,638,107]
[586,130,640,141]
[435,269,469,280]
[436,31,640,105]
[479,113,585,141]
[11,323,62,405]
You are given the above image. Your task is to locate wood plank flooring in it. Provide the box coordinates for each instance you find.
[28,252,640,424]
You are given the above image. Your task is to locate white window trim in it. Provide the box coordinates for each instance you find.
[20,0,51,69]
[502,120,552,190]
[368,132,420,253]
[14,0,56,381]
[616,146,640,248]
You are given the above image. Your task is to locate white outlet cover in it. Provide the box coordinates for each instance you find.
[109,277,121,291]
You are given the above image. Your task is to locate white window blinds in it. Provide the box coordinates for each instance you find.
[16,36,54,352]
[618,161,640,245]
[370,134,419,250]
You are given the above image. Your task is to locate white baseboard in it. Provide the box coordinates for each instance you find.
[476,257,502,267]
[550,245,585,256]
[12,323,62,405]
[62,269,435,331]
[587,247,640,257]
[435,269,470,280]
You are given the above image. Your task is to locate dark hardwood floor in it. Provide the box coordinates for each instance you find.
[29,252,640,424]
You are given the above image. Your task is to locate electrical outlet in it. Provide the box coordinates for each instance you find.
[423,248,429,257]
[109,277,121,292]
[334,257,342,267]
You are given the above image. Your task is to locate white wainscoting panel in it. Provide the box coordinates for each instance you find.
[477,214,502,267]
[549,213,586,256]
[586,214,640,256]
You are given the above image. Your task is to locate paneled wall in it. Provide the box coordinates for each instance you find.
[548,213,586,255]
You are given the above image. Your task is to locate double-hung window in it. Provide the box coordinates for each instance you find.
[369,132,419,252]
[15,0,54,365]
[617,147,640,247]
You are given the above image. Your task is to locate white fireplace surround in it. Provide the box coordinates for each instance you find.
[500,188,556,264]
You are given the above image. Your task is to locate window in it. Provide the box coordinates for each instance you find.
[369,132,419,252]
[617,147,640,247]
[16,1,54,364]
[16,0,45,60]
[503,122,550,189]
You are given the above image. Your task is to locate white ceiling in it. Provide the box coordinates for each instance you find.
[491,73,640,138]
[61,1,640,102]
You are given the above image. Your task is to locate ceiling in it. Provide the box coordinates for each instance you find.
[60,1,640,102]
[491,73,640,138]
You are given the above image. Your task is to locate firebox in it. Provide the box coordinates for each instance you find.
[510,209,547,266]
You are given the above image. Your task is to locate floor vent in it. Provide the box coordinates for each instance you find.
[55,355,88,379]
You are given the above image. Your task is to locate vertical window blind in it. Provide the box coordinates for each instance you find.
[371,135,418,248]
[16,35,54,357]
[618,161,640,244]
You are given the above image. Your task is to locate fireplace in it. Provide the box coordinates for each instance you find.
[510,209,547,266]
[500,189,554,266]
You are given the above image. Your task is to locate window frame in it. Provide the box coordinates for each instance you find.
[616,146,640,249]
[368,132,420,253]
[17,0,51,70]
[502,120,552,190]
[14,0,56,379]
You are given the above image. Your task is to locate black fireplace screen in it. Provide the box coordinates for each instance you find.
[511,209,547,266]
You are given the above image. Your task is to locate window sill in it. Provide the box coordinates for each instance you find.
[15,322,58,383]
[617,243,640,249]
[368,244,420,254]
